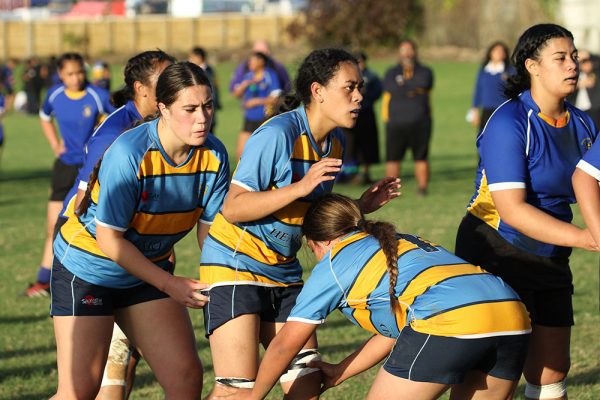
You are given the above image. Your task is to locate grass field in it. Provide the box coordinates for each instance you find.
[0,59,598,399]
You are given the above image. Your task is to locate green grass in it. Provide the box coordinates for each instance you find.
[0,60,598,399]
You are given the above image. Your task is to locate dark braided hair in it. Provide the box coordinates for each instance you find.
[505,24,574,100]
[111,50,176,107]
[302,193,401,315]
[76,61,213,217]
[280,48,358,113]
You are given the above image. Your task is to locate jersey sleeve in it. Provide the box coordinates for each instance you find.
[577,138,600,180]
[288,260,344,324]
[266,69,282,97]
[200,140,230,225]
[94,141,140,231]
[231,123,291,192]
[479,108,528,191]
[77,133,116,190]
[101,90,116,114]
[39,91,54,121]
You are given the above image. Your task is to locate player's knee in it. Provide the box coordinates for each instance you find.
[279,349,321,383]
[524,379,567,399]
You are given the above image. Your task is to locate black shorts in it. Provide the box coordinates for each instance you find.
[243,118,266,134]
[383,325,530,384]
[50,258,171,317]
[202,284,302,336]
[50,158,80,201]
[455,213,574,326]
[385,120,432,161]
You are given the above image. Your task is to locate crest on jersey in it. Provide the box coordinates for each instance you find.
[581,138,593,151]
[83,105,92,118]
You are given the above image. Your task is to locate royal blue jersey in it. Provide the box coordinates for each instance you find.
[576,133,600,179]
[0,94,4,145]
[471,63,515,110]
[289,232,531,338]
[466,90,597,257]
[61,101,143,218]
[241,67,282,121]
[54,119,230,288]
[40,83,115,165]
[200,106,345,287]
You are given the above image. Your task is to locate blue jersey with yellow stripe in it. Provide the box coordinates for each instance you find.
[466,90,597,257]
[60,100,143,219]
[40,83,115,165]
[53,119,230,289]
[289,232,531,338]
[200,106,345,287]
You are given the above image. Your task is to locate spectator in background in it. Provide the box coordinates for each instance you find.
[568,50,600,127]
[23,56,47,115]
[189,46,221,134]
[468,41,514,134]
[0,58,16,111]
[0,92,5,167]
[231,51,282,160]
[45,55,60,88]
[91,60,112,91]
[229,40,291,94]
[382,39,434,196]
[347,51,382,185]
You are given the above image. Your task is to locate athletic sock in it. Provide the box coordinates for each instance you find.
[37,266,51,284]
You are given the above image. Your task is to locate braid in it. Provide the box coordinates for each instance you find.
[76,155,103,217]
[361,220,400,316]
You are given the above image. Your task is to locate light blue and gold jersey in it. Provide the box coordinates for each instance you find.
[40,83,115,165]
[53,119,230,289]
[467,90,597,257]
[200,106,345,287]
[289,232,531,338]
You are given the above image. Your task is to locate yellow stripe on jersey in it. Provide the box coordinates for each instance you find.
[209,213,294,265]
[291,134,344,161]
[411,300,531,336]
[137,146,221,179]
[199,265,302,287]
[272,201,310,226]
[331,232,370,258]
[60,216,108,258]
[63,194,77,218]
[466,173,500,229]
[346,250,388,334]
[537,110,570,128]
[130,208,203,235]
[91,180,100,204]
[381,91,391,123]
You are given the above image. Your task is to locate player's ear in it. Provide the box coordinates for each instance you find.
[310,82,324,104]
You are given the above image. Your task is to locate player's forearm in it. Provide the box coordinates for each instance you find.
[40,119,60,150]
[336,335,395,383]
[221,183,303,223]
[573,168,600,248]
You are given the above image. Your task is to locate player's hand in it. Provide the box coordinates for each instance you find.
[307,360,344,393]
[52,141,66,157]
[244,98,263,109]
[579,228,600,252]
[294,158,342,198]
[358,177,401,214]
[163,275,210,309]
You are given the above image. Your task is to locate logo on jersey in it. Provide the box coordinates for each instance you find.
[81,295,103,306]
[581,138,593,151]
[82,105,92,118]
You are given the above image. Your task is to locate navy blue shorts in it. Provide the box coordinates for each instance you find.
[383,325,530,384]
[202,284,302,336]
[50,158,80,201]
[50,258,171,317]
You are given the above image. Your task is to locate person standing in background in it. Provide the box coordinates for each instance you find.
[382,39,434,196]
[189,46,222,134]
[230,40,291,94]
[568,50,600,128]
[468,41,514,133]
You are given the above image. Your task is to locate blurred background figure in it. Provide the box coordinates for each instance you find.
[568,50,600,127]
[91,60,112,90]
[22,56,47,115]
[229,40,291,95]
[189,46,221,133]
[346,51,382,185]
[0,91,5,167]
[0,58,16,111]
[231,51,282,160]
[468,41,514,134]
[382,39,434,196]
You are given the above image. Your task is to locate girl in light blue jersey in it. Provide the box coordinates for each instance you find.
[232,193,530,400]
[200,48,400,399]
[50,62,229,400]
[456,24,599,400]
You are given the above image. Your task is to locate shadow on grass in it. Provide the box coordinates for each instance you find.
[0,168,50,183]
[0,344,55,360]
[0,314,49,324]
[0,361,56,384]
